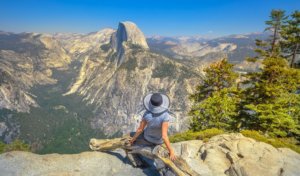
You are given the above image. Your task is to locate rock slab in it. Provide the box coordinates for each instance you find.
[0,134,299,176]
[0,149,158,176]
[171,133,300,176]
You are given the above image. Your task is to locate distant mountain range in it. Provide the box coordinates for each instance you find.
[0,22,268,153]
[148,32,268,62]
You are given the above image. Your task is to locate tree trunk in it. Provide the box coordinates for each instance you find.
[271,26,278,56]
[290,43,299,68]
[89,137,200,176]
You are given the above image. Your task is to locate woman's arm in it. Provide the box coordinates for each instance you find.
[130,119,147,145]
[162,122,176,161]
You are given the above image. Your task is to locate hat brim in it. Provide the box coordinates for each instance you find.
[143,93,170,114]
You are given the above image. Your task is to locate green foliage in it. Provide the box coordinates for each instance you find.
[128,43,144,50]
[265,9,287,56]
[242,56,300,137]
[245,57,258,63]
[178,66,198,82]
[240,10,300,138]
[253,10,287,59]
[169,128,224,143]
[189,10,300,140]
[190,87,240,131]
[190,59,238,102]
[0,67,107,154]
[39,118,104,154]
[241,130,300,153]
[281,10,300,67]
[0,140,30,154]
[184,10,300,152]
[189,59,240,131]
[255,9,299,67]
[100,43,111,52]
[0,141,5,153]
[119,57,138,71]
[128,43,145,55]
[152,61,177,78]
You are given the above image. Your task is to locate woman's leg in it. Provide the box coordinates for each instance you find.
[126,132,146,167]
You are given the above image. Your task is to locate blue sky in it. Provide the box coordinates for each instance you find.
[0,0,299,36]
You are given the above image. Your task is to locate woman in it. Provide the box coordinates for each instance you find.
[128,92,176,167]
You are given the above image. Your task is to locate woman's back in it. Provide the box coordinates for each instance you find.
[143,111,170,145]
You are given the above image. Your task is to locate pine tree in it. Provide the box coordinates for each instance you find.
[241,10,300,137]
[190,59,238,103]
[254,10,287,60]
[189,59,240,131]
[281,11,300,68]
[242,55,300,137]
[265,10,287,56]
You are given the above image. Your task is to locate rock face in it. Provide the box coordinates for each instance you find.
[0,134,299,176]
[110,21,149,65]
[0,32,70,112]
[111,21,149,50]
[64,44,199,135]
[63,21,199,135]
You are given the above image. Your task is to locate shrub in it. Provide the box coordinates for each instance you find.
[100,43,111,52]
[170,129,300,154]
[241,130,300,153]
[0,139,30,154]
[169,128,224,143]
[152,62,177,78]
[119,57,137,71]
[0,141,5,153]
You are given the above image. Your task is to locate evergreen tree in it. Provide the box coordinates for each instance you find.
[254,10,287,59]
[281,11,300,68]
[241,10,300,138]
[190,59,238,102]
[189,59,240,131]
[266,10,287,56]
[242,56,300,137]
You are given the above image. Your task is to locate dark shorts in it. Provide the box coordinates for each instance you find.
[130,131,158,147]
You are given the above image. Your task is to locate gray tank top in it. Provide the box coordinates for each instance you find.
[142,111,170,144]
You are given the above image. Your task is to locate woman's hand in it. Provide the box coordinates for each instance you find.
[129,119,147,146]
[169,149,177,161]
[162,122,177,161]
[129,137,136,145]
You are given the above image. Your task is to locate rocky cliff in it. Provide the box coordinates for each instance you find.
[111,21,149,65]
[0,32,71,112]
[0,134,299,176]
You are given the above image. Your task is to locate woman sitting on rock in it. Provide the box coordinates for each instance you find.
[128,92,176,168]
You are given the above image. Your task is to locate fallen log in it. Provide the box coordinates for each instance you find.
[89,137,200,176]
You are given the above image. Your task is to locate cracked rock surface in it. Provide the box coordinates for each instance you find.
[0,133,299,176]
[171,133,300,176]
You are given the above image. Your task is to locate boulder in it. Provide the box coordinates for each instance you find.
[171,133,300,176]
